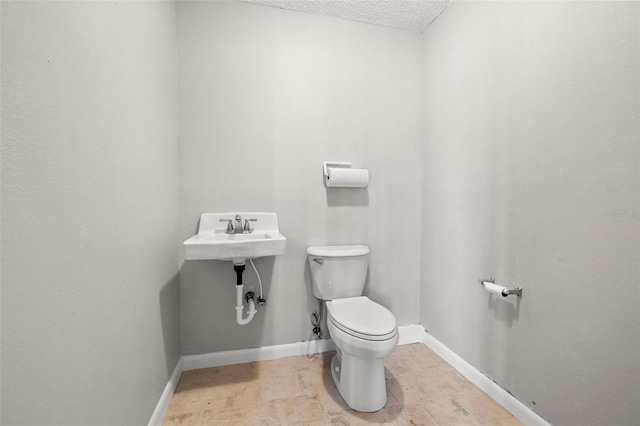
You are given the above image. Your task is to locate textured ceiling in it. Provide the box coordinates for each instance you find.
[239,0,450,33]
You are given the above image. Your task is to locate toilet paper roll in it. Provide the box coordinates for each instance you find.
[325,167,369,188]
[483,282,507,297]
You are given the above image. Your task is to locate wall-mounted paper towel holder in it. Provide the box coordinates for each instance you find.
[481,278,522,297]
[323,161,369,188]
[323,161,351,177]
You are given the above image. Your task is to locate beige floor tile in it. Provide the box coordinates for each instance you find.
[165,388,216,415]
[389,371,460,405]
[243,397,287,425]
[261,372,302,401]
[419,368,464,397]
[456,389,515,422]
[309,414,356,425]
[210,383,251,411]
[497,416,524,425]
[246,359,281,379]
[386,348,421,377]
[345,407,391,425]
[272,355,306,377]
[240,380,264,402]
[395,343,420,353]
[446,369,481,393]
[175,368,217,392]
[477,417,525,426]
[173,380,256,414]
[211,363,251,384]
[283,394,324,424]
[422,394,477,425]
[386,401,439,426]
[161,411,201,426]
[200,406,243,426]
[413,348,451,370]
[163,346,521,426]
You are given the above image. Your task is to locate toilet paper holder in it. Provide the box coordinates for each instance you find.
[481,278,523,297]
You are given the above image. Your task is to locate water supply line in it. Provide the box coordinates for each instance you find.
[311,299,324,338]
[249,258,266,305]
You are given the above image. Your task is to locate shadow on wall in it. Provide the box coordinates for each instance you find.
[159,273,182,376]
[486,292,521,329]
[179,254,287,353]
[326,187,369,207]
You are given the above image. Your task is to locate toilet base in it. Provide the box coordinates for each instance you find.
[330,350,388,412]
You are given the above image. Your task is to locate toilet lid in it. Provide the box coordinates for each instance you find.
[328,296,397,337]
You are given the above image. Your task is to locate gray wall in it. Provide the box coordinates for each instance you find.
[177,1,422,354]
[1,2,180,424]
[420,2,639,425]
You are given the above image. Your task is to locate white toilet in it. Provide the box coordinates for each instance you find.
[307,244,398,412]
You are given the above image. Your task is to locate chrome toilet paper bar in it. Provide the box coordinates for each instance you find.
[481,278,522,298]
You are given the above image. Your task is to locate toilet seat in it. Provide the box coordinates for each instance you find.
[328,316,398,341]
[328,297,397,341]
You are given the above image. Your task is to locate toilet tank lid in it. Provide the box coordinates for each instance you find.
[307,245,370,257]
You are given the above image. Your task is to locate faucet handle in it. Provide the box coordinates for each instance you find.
[243,218,257,232]
[219,218,234,232]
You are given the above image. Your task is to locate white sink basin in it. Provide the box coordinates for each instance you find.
[183,212,286,261]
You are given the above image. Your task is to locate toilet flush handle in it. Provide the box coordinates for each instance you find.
[313,258,324,265]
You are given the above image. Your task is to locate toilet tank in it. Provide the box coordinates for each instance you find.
[307,245,370,300]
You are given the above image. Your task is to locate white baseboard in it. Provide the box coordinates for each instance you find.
[148,357,183,426]
[421,331,551,426]
[182,325,421,371]
[183,338,337,371]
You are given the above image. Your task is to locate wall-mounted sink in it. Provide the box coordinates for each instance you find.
[183,212,286,262]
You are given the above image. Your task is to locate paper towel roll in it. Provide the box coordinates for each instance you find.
[483,282,507,297]
[325,167,369,188]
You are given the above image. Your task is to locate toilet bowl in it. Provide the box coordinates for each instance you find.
[307,245,398,412]
[326,297,398,412]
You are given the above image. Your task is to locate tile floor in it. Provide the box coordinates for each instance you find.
[163,343,523,426]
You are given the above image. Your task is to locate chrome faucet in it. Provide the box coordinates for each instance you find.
[234,214,243,233]
[220,214,257,234]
